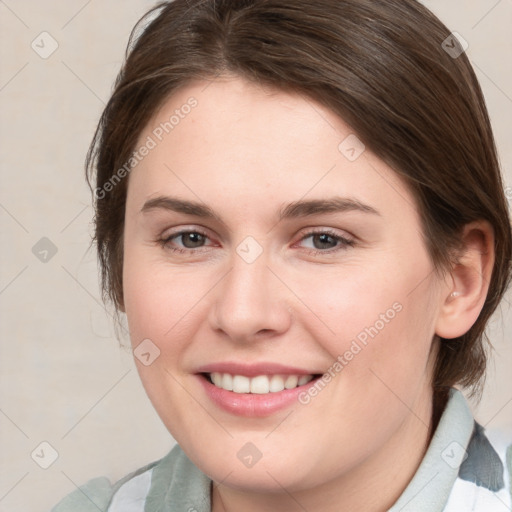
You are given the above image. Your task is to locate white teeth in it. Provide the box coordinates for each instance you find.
[284,375,299,389]
[211,372,222,387]
[298,375,312,386]
[221,373,233,391]
[269,375,285,392]
[208,373,314,394]
[250,375,269,394]
[232,375,250,393]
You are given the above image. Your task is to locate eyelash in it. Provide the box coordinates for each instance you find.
[158,228,355,256]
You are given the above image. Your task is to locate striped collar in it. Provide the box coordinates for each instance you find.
[108,388,510,511]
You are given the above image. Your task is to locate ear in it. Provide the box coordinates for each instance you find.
[435,220,495,339]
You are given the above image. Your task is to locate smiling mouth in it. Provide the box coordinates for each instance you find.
[202,372,322,394]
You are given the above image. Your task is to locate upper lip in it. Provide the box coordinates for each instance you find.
[195,362,321,377]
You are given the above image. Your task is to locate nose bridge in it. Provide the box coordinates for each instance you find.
[209,241,291,341]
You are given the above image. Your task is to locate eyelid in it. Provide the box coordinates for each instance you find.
[295,226,354,242]
[294,227,355,254]
[160,224,213,240]
[159,226,216,249]
[159,225,356,255]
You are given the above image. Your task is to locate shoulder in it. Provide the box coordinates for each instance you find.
[49,476,115,512]
[390,389,511,512]
[444,424,512,511]
[49,444,211,512]
[49,456,161,512]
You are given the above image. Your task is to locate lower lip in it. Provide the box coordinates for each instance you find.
[197,375,320,417]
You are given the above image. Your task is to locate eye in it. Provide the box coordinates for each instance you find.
[158,229,214,254]
[158,227,355,256]
[296,229,355,255]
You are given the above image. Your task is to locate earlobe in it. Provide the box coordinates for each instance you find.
[435,220,495,340]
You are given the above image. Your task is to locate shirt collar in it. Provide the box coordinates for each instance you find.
[145,388,474,511]
[389,388,474,511]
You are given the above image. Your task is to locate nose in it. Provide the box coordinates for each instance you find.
[208,250,292,344]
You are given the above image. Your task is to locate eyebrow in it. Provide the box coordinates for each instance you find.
[140,195,381,222]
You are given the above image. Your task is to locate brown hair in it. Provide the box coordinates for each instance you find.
[86,0,512,402]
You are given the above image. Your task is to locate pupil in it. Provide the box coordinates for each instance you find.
[184,233,204,248]
[314,234,335,249]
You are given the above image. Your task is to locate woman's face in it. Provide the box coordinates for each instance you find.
[122,77,450,495]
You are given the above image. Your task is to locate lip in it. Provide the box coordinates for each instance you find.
[195,362,322,417]
[195,361,318,377]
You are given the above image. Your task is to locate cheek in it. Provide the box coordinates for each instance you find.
[294,264,400,342]
[302,262,436,392]
[122,246,205,341]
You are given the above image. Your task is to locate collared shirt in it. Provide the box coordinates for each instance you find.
[50,389,512,511]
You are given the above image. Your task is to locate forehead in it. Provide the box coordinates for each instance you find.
[128,77,418,225]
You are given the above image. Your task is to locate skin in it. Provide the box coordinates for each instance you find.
[121,76,494,512]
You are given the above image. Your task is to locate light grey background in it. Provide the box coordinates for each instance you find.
[0,1,511,511]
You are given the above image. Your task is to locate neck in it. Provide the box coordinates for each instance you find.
[212,384,442,512]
